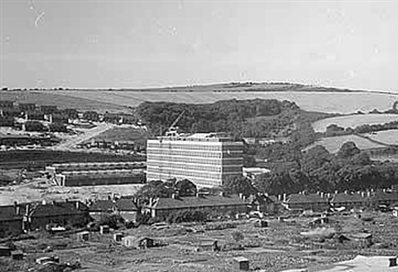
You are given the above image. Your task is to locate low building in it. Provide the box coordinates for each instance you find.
[248,193,278,214]
[143,194,250,219]
[285,193,329,212]
[25,201,90,230]
[348,233,373,248]
[0,245,11,256]
[122,236,154,249]
[242,167,270,180]
[113,233,124,242]
[331,192,370,210]
[0,100,14,109]
[18,103,36,112]
[234,256,249,271]
[88,199,138,223]
[197,240,219,252]
[39,105,58,114]
[0,203,27,237]
[11,250,24,260]
[77,231,90,242]
[53,169,145,186]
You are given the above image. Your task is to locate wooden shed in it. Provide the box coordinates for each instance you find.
[0,246,11,257]
[77,231,90,242]
[99,225,110,234]
[113,232,124,242]
[11,250,24,260]
[234,256,249,271]
[122,236,154,249]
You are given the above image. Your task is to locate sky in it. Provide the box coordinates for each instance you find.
[1,0,398,91]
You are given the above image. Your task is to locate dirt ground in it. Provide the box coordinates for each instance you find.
[0,178,143,205]
[2,212,397,272]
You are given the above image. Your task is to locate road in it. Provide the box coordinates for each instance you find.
[53,122,114,151]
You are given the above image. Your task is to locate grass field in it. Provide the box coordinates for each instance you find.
[304,134,386,153]
[364,129,398,145]
[84,126,148,145]
[0,90,127,113]
[312,114,398,132]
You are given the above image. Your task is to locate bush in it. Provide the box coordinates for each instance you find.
[231,231,244,242]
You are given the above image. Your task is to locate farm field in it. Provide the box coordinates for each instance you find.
[84,126,148,145]
[304,134,386,153]
[312,114,398,133]
[40,90,398,114]
[0,90,127,113]
[365,129,398,146]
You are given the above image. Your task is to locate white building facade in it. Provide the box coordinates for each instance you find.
[146,133,243,187]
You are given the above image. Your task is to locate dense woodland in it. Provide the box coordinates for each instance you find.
[137,99,330,138]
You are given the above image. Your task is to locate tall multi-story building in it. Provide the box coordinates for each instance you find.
[146,133,243,188]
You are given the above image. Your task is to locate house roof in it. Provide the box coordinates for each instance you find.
[148,195,250,210]
[115,199,137,211]
[0,205,27,221]
[89,199,137,212]
[287,193,328,204]
[371,191,398,202]
[331,193,367,203]
[30,201,88,218]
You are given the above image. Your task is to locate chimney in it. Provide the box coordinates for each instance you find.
[42,199,47,205]
[367,191,371,197]
[75,201,80,210]
[283,193,287,202]
[25,204,30,216]
[344,190,348,195]
[361,192,365,198]
[219,191,225,197]
[239,193,243,199]
[14,201,20,215]
[171,193,177,199]
[320,192,324,198]
[334,190,338,195]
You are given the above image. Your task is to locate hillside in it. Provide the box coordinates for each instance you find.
[0,90,127,113]
[3,82,398,114]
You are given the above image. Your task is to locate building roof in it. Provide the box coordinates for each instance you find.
[0,204,27,221]
[88,200,114,213]
[115,199,137,211]
[89,199,137,212]
[331,193,367,203]
[287,193,328,204]
[29,201,88,218]
[148,195,250,210]
[372,191,398,202]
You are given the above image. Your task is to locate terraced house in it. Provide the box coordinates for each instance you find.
[146,133,243,188]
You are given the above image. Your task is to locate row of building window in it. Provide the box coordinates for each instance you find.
[147,155,242,165]
[147,142,242,152]
[147,161,242,173]
[147,167,229,180]
[148,149,242,158]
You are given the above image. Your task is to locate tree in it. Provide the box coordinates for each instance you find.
[174,179,197,196]
[231,231,244,242]
[223,175,257,196]
[337,141,360,159]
